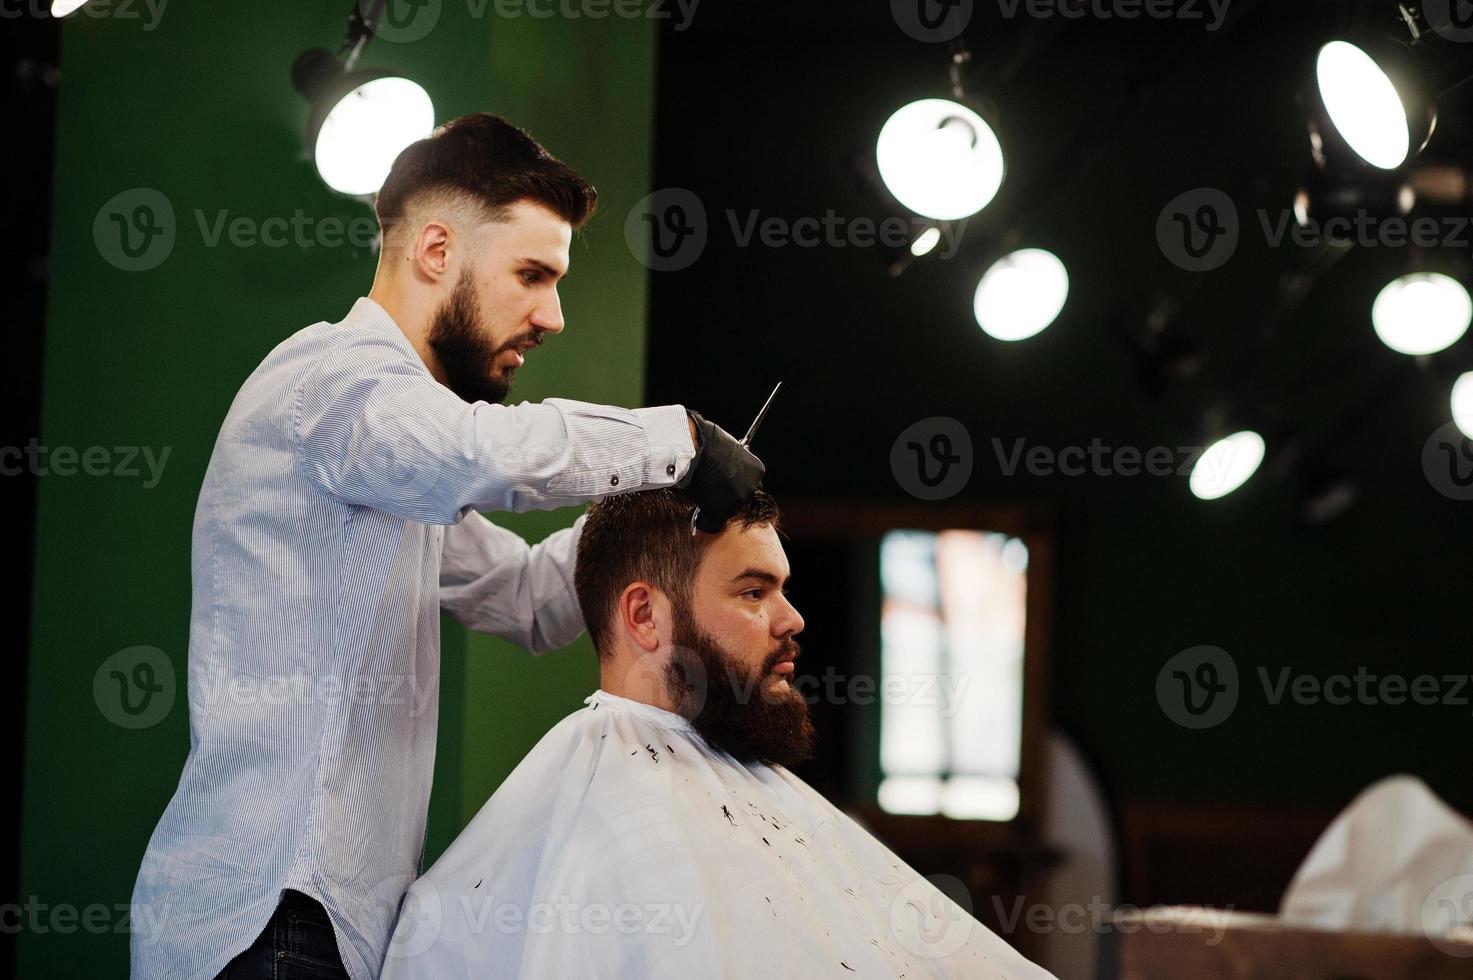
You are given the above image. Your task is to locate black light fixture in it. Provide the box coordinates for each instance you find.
[1108,293,1202,398]
[292,0,435,197]
[1298,465,1361,524]
[1293,164,1415,240]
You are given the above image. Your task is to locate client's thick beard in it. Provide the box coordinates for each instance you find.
[665,603,815,769]
[427,270,539,405]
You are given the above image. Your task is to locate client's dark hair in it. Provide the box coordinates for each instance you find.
[575,489,780,658]
[374,112,597,239]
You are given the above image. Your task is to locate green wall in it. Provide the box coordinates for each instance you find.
[18,4,657,976]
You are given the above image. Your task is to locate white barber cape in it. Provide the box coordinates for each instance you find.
[381,690,1055,980]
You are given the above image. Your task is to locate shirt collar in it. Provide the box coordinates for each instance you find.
[345,296,426,366]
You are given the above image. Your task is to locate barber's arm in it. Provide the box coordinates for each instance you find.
[291,337,696,524]
[438,510,587,653]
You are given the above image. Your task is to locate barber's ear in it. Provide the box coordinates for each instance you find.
[413,220,453,282]
[618,582,668,654]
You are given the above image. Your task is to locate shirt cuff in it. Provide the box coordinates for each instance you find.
[634,405,697,487]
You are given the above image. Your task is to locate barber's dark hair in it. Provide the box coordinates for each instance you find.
[374,112,597,238]
[575,489,780,658]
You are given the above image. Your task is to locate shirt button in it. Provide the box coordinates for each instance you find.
[666,463,676,476]
[610,475,619,486]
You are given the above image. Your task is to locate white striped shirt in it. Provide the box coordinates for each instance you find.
[130,297,696,980]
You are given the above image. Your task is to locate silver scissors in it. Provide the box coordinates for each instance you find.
[689,381,782,534]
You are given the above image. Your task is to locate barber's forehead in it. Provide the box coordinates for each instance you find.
[490,200,570,237]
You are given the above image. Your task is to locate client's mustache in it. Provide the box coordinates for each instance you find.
[762,639,802,675]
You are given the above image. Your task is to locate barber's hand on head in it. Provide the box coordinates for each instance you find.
[681,410,765,533]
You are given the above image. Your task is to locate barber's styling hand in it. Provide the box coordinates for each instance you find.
[683,410,766,533]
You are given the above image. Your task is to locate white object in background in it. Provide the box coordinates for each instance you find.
[1315,41,1411,170]
[1453,371,1473,439]
[1189,430,1266,500]
[973,248,1069,342]
[876,99,1005,221]
[314,77,435,197]
[1371,272,1472,356]
[1280,775,1473,944]
[1037,732,1118,980]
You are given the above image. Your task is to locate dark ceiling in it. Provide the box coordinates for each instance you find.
[645,0,1473,515]
[643,0,1473,811]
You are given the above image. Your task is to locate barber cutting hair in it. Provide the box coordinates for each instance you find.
[129,112,764,980]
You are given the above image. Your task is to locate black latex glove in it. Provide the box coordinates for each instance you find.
[681,410,766,533]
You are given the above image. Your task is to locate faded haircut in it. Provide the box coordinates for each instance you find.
[574,488,781,658]
[374,112,596,249]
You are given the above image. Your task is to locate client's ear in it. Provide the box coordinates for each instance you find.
[617,581,669,654]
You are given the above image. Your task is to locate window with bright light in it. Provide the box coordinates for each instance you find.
[878,529,1028,821]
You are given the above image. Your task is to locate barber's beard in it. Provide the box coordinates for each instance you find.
[426,270,538,405]
[665,604,814,769]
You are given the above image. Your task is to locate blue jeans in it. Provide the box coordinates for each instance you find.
[213,889,350,979]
